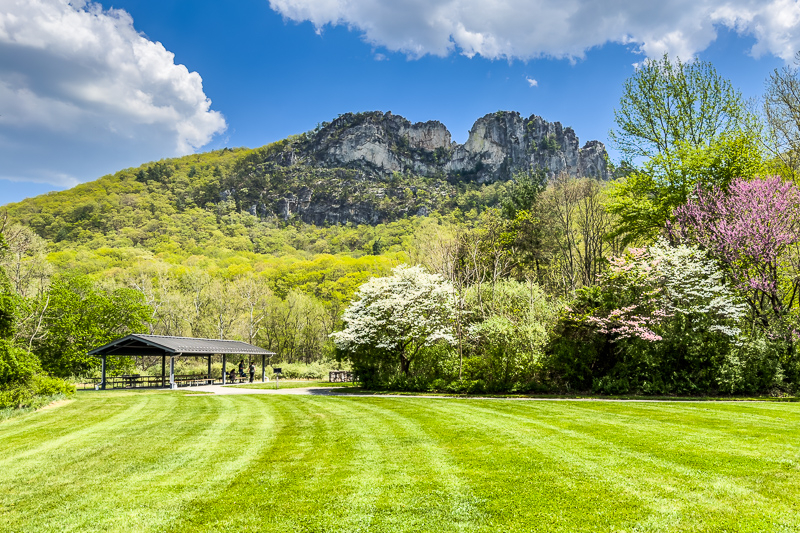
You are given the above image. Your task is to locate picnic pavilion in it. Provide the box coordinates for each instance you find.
[89,334,275,389]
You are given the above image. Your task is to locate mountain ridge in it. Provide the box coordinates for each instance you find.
[222,110,608,225]
[3,110,609,249]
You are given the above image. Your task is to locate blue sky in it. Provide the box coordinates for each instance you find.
[0,0,795,205]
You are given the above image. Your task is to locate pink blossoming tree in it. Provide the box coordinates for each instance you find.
[672,176,800,331]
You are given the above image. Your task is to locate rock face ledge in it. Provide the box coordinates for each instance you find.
[229,111,609,226]
[302,110,608,182]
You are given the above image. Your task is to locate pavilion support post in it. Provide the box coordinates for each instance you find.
[261,354,266,383]
[101,356,106,390]
[170,356,175,389]
[222,354,227,385]
[161,355,166,388]
[208,356,212,383]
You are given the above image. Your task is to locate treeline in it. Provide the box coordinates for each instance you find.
[332,54,800,396]
[0,220,405,381]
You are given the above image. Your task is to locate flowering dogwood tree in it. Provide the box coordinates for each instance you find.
[331,265,456,376]
[672,176,800,330]
[587,240,745,342]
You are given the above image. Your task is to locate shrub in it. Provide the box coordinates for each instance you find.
[463,280,561,392]
[0,374,75,409]
[0,340,41,385]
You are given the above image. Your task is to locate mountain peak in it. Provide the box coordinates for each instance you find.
[288,110,608,183]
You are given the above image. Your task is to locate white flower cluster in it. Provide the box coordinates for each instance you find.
[649,240,747,334]
[330,265,457,355]
[592,239,746,342]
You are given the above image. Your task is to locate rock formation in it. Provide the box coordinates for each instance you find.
[229,110,609,225]
[303,111,608,182]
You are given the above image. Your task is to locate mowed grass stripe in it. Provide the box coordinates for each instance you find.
[2,393,800,532]
[169,395,389,532]
[425,400,799,531]
[332,398,483,532]
[0,393,277,533]
[395,398,650,532]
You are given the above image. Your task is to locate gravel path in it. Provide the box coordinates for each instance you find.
[186,384,341,395]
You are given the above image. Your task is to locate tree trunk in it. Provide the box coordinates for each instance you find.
[400,354,411,375]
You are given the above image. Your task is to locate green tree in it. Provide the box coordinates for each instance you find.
[463,280,560,391]
[0,229,74,407]
[0,232,13,340]
[501,168,547,220]
[764,51,800,178]
[608,130,765,242]
[607,54,762,241]
[35,276,151,377]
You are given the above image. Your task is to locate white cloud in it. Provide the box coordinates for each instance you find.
[526,76,538,87]
[269,0,800,62]
[0,0,226,186]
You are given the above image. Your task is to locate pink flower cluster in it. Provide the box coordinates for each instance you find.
[673,176,800,317]
[587,305,664,342]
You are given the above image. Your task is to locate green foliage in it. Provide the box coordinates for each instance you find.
[0,374,75,409]
[462,280,561,391]
[501,168,546,220]
[607,54,761,242]
[34,276,150,377]
[610,54,750,161]
[607,129,766,241]
[0,339,40,386]
[717,336,788,394]
[538,134,560,153]
[0,234,14,340]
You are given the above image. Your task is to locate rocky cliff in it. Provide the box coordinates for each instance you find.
[227,111,608,225]
[297,111,607,182]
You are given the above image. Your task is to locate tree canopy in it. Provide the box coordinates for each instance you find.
[331,264,456,377]
[606,54,763,242]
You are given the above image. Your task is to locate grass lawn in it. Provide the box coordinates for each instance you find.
[1,391,799,532]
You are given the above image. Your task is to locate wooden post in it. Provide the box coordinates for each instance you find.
[169,356,175,389]
[208,355,212,383]
[261,354,265,383]
[161,355,166,388]
[222,354,226,385]
[101,355,106,390]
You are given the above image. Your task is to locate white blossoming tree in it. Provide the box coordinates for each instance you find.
[331,265,456,377]
[587,239,746,342]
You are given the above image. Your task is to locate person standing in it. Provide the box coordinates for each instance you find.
[238,360,245,377]
[249,363,255,383]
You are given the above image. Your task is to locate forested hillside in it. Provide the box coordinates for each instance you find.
[0,111,532,378]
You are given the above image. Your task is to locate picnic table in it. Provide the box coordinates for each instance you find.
[329,371,353,382]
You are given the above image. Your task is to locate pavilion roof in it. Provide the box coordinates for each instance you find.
[89,334,275,357]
